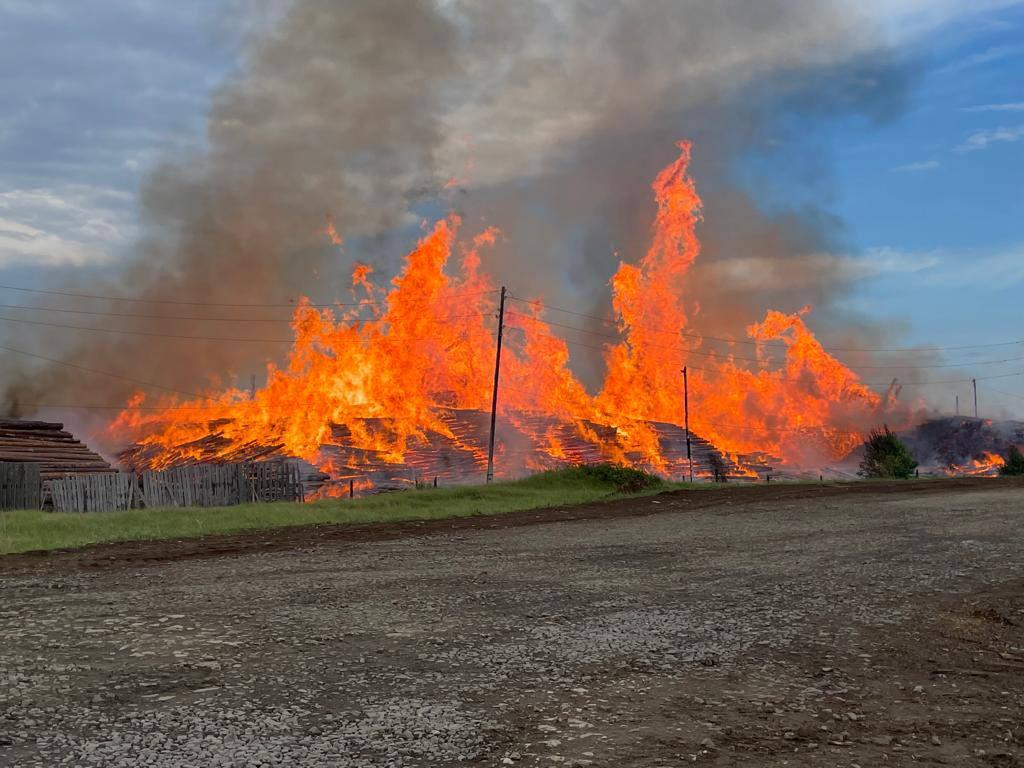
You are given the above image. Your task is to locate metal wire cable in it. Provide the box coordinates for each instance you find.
[505,310,1024,370]
[0,283,498,309]
[506,294,1024,354]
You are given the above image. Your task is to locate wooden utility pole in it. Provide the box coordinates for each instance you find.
[682,366,693,483]
[973,378,978,419]
[486,286,507,484]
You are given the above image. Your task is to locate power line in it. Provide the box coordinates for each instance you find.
[0,344,203,399]
[507,295,1024,355]
[0,283,498,309]
[453,383,864,435]
[0,313,492,343]
[982,386,1024,402]
[501,324,1024,387]
[505,310,1024,370]
[0,302,298,322]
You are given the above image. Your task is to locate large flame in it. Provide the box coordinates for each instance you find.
[111,141,896,481]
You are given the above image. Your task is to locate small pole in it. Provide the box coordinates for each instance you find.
[955,394,959,416]
[486,286,507,484]
[682,366,693,483]
[973,378,978,419]
[250,374,257,400]
[349,479,354,498]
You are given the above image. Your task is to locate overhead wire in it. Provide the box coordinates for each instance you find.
[0,302,301,322]
[0,313,492,343]
[506,294,1024,355]
[504,310,1024,370]
[0,283,498,309]
[500,319,1024,386]
[0,344,203,399]
[0,278,1014,355]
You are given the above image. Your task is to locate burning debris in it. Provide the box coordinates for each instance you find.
[110,144,904,487]
[118,408,770,494]
[900,417,1024,477]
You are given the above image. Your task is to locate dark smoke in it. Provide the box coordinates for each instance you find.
[2,0,921,435]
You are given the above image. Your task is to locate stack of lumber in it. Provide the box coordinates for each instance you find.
[117,407,768,493]
[0,419,112,480]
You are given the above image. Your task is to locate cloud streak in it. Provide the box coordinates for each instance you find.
[0,186,134,268]
[956,124,1024,151]
[963,101,1024,112]
[892,160,941,172]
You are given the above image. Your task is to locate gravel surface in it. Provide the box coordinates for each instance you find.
[1,483,1022,766]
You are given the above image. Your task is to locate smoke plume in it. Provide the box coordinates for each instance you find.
[2,0,915,434]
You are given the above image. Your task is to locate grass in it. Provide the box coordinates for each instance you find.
[0,465,680,556]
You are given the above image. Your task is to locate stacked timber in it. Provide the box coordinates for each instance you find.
[117,407,766,493]
[0,419,112,480]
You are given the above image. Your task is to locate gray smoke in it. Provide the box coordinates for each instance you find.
[2,0,920,431]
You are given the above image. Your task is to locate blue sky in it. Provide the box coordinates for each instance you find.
[0,0,1022,416]
[829,2,1024,415]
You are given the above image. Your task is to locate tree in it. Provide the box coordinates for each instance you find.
[1000,445,1024,476]
[859,426,918,479]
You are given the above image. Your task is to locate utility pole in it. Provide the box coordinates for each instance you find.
[955,393,959,416]
[486,286,507,484]
[973,378,978,419]
[682,366,693,483]
[250,374,257,400]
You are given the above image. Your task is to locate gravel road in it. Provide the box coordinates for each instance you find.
[1,481,1022,766]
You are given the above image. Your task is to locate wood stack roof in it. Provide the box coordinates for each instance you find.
[0,419,113,480]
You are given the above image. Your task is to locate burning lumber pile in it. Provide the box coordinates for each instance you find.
[0,419,113,480]
[118,408,767,494]
[900,417,1024,476]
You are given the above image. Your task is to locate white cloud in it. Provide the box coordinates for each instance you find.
[892,160,941,172]
[0,186,135,269]
[935,44,1024,76]
[956,125,1024,151]
[693,247,940,292]
[858,246,943,276]
[963,102,1024,112]
[855,0,1024,43]
[861,243,1024,289]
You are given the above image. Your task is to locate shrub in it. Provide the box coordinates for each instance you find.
[1000,445,1024,476]
[859,426,918,479]
[562,463,663,493]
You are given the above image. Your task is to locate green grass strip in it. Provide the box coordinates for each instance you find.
[0,466,681,556]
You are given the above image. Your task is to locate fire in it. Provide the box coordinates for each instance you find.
[111,141,900,483]
[324,215,343,246]
[948,451,1005,477]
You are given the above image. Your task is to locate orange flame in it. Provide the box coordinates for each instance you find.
[947,451,1005,477]
[112,141,900,483]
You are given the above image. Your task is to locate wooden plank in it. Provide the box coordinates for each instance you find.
[0,462,42,510]
[48,472,138,513]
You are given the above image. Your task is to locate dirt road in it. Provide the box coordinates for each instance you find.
[2,480,1023,766]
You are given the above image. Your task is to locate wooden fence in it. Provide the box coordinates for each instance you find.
[0,462,42,510]
[242,461,304,503]
[45,460,304,513]
[50,472,138,514]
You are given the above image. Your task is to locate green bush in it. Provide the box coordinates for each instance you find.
[1000,445,1024,476]
[554,463,663,493]
[859,426,918,479]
